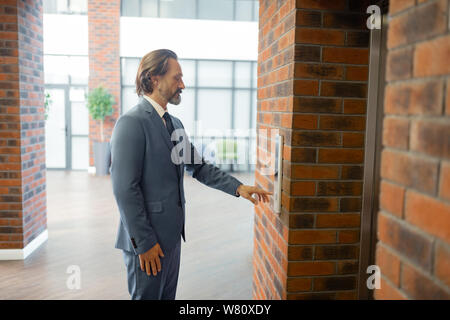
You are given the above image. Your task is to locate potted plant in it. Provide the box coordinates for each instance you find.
[86,86,114,176]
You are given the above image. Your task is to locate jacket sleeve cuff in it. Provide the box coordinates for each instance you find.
[131,234,158,255]
[235,182,243,197]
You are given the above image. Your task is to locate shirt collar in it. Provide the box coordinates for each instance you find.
[143,95,166,119]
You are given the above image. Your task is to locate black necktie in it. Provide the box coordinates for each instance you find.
[162,112,176,145]
[163,112,181,180]
[163,113,183,209]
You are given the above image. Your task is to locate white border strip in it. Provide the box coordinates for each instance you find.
[0,229,48,260]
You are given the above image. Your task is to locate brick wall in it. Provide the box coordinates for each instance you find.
[254,0,370,300]
[87,0,121,167]
[375,0,450,299]
[0,0,46,250]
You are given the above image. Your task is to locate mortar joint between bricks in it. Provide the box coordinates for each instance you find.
[437,161,445,201]
[430,237,437,276]
[441,78,447,114]
[385,73,449,87]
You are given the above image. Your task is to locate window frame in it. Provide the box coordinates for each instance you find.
[120,0,259,22]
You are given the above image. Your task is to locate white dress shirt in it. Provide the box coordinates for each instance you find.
[143,95,167,126]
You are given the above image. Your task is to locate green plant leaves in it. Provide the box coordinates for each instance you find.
[86,86,115,120]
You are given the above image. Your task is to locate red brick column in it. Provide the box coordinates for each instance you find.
[375,0,450,299]
[87,0,121,168]
[253,0,370,299]
[0,0,47,258]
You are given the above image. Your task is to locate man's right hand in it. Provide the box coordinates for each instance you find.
[138,243,165,276]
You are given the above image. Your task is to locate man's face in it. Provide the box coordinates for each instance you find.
[156,58,185,105]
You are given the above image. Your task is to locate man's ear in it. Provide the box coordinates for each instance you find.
[151,75,159,88]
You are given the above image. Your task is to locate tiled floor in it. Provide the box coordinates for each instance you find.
[0,170,256,300]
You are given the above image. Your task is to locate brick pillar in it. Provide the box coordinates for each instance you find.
[375,0,450,299]
[87,0,121,168]
[253,0,370,299]
[0,0,47,259]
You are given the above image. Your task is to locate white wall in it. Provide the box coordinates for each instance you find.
[43,14,88,55]
[120,17,258,60]
[43,14,258,59]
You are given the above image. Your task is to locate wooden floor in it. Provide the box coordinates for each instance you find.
[0,170,256,300]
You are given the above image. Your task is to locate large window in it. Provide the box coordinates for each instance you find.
[121,57,257,171]
[121,0,259,21]
[44,54,90,170]
[44,0,87,14]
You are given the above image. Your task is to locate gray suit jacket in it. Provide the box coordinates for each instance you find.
[110,97,243,255]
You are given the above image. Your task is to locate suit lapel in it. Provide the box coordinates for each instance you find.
[140,98,174,153]
[139,98,183,171]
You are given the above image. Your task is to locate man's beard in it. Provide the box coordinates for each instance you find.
[169,90,182,105]
[160,86,182,105]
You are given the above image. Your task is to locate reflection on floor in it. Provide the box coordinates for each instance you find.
[0,170,255,300]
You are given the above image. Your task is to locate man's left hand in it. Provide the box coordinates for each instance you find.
[236,185,273,205]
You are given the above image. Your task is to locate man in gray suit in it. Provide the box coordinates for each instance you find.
[110,49,271,300]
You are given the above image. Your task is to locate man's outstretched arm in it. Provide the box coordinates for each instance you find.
[182,136,272,204]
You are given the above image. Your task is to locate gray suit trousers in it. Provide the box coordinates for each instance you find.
[122,239,181,300]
